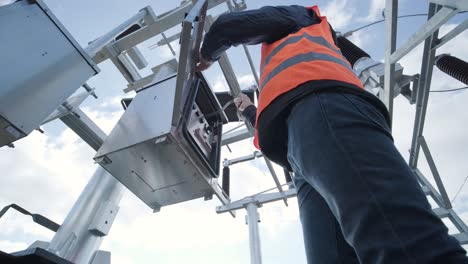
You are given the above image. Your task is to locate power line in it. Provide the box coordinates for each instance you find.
[343,14,428,37]
[343,11,467,37]
[430,87,468,93]
[452,175,468,203]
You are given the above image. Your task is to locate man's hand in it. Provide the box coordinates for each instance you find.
[233,93,254,112]
[195,53,214,72]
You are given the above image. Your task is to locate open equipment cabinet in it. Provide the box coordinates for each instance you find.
[94,0,231,211]
[1,1,468,264]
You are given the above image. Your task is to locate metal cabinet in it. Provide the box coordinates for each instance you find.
[0,0,99,147]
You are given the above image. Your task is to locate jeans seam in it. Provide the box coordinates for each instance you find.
[331,217,345,264]
[339,92,391,134]
[316,93,415,263]
[298,187,313,210]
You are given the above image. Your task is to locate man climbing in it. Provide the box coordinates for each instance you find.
[196,4,467,263]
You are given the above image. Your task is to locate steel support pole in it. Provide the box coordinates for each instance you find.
[383,0,398,121]
[47,167,124,264]
[419,136,452,208]
[409,4,440,168]
[46,109,125,264]
[246,203,262,264]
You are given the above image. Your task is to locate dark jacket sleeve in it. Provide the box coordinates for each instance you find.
[201,5,320,61]
[242,105,257,127]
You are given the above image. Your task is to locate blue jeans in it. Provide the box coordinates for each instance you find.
[286,91,467,263]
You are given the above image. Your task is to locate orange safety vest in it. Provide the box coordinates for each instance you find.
[253,5,364,149]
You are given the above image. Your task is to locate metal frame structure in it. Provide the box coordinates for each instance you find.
[383,0,468,244]
[1,0,468,263]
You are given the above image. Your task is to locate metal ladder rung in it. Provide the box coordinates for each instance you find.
[433,207,450,218]
[453,232,468,245]
[421,185,431,196]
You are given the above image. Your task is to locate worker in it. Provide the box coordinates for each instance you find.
[196,5,468,264]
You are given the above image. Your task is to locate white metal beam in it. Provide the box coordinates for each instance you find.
[86,8,147,59]
[93,0,227,63]
[222,128,252,145]
[432,18,468,50]
[216,188,297,213]
[390,6,457,64]
[429,0,468,11]
[409,4,441,169]
[383,0,398,121]
[246,203,262,264]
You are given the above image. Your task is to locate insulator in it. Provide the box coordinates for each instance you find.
[222,166,230,197]
[337,36,370,67]
[283,169,292,184]
[435,54,468,85]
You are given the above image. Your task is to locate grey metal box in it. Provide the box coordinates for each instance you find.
[0,0,99,147]
[94,75,229,210]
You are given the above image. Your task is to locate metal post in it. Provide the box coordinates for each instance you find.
[246,203,262,264]
[383,0,398,121]
[409,4,440,168]
[45,109,125,264]
[419,136,452,208]
[47,167,124,264]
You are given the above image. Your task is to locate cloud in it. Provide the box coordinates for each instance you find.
[359,0,385,22]
[0,97,124,251]
[238,74,256,89]
[0,240,28,253]
[0,126,102,251]
[347,28,373,51]
[0,129,96,219]
[322,0,355,30]
[212,75,229,92]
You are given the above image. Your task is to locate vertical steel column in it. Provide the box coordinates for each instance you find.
[246,203,262,264]
[383,0,398,122]
[47,168,124,264]
[419,136,452,208]
[46,108,125,264]
[409,4,440,168]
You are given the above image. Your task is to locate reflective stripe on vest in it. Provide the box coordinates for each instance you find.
[260,33,342,73]
[261,51,353,90]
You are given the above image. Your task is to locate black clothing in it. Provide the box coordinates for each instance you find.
[201,6,390,169]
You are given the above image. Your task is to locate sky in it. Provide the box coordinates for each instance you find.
[0,0,468,263]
